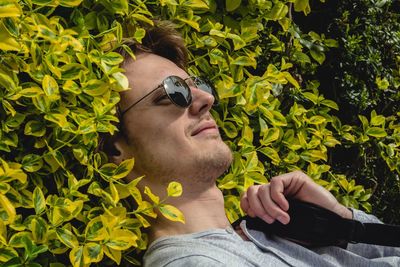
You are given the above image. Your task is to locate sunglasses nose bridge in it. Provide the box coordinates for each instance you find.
[190,86,215,108]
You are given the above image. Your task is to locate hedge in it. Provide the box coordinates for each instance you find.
[0,0,398,266]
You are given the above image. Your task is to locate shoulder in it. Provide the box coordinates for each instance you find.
[145,254,223,267]
[143,230,245,267]
[143,238,224,267]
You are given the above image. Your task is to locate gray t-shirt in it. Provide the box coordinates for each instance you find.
[143,210,400,266]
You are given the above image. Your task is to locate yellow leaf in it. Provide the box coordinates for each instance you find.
[109,181,119,204]
[31,217,47,243]
[42,74,60,100]
[103,245,121,265]
[0,219,7,245]
[0,0,21,18]
[59,0,83,7]
[0,159,27,184]
[144,186,159,204]
[135,214,150,228]
[46,230,69,254]
[106,229,137,251]
[113,158,134,180]
[33,186,46,214]
[0,246,18,262]
[0,21,20,51]
[138,200,157,218]
[85,217,108,241]
[69,246,87,267]
[83,242,103,264]
[159,204,185,223]
[0,193,16,224]
[167,182,182,197]
[114,183,130,199]
[101,213,119,232]
[56,227,79,248]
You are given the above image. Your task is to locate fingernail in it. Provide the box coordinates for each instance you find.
[277,216,289,225]
[262,215,274,224]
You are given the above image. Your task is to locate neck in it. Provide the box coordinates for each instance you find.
[144,182,230,244]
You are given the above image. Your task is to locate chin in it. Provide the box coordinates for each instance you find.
[194,143,233,183]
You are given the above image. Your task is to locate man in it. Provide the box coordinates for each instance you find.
[102,21,400,266]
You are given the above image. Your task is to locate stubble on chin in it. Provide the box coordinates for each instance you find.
[192,141,233,184]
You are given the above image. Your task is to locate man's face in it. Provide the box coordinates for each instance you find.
[118,53,232,186]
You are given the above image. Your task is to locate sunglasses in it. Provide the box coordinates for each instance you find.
[120,75,219,117]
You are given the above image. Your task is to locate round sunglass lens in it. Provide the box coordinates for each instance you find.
[164,76,192,107]
[193,77,219,104]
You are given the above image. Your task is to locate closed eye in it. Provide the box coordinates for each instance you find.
[153,93,170,104]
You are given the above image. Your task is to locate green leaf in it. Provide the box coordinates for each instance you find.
[22,154,43,172]
[258,146,281,165]
[83,79,108,96]
[308,115,326,125]
[0,247,18,262]
[310,49,325,64]
[59,0,83,7]
[0,21,20,51]
[33,187,46,214]
[321,99,339,110]
[226,0,241,12]
[370,114,385,126]
[24,120,46,137]
[300,150,327,162]
[42,75,60,100]
[222,121,238,138]
[83,243,103,263]
[69,246,84,267]
[113,158,134,180]
[61,64,86,80]
[292,51,311,63]
[56,228,79,249]
[0,194,16,224]
[8,232,31,248]
[293,0,311,15]
[231,56,256,68]
[266,2,288,20]
[365,127,387,138]
[31,217,47,243]
[262,127,280,145]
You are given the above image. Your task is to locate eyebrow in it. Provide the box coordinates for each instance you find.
[120,84,162,116]
[149,87,165,101]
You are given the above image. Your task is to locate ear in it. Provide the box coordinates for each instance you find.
[107,134,134,165]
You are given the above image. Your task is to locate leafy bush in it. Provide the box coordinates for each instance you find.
[293,0,400,223]
[0,0,398,266]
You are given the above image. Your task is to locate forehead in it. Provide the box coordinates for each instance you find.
[120,53,187,108]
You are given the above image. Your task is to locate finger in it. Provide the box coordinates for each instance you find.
[246,207,256,218]
[246,186,275,223]
[258,185,290,224]
[240,192,250,213]
[269,177,290,211]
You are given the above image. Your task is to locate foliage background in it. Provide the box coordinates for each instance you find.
[0,0,399,266]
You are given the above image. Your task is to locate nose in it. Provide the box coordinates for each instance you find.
[188,87,215,115]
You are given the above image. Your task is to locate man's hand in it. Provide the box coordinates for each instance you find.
[240,171,353,224]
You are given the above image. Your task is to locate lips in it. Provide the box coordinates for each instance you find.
[191,121,218,136]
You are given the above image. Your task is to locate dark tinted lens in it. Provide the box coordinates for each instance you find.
[164,76,192,107]
[193,77,219,105]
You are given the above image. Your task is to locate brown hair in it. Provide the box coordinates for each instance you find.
[99,20,188,156]
[120,20,188,70]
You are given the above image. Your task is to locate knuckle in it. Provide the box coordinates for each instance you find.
[270,176,281,185]
[258,184,269,194]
